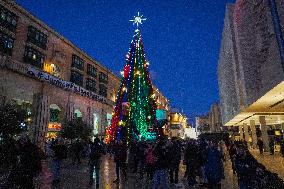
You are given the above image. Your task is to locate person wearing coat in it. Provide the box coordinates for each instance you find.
[204,142,224,189]
[113,140,127,183]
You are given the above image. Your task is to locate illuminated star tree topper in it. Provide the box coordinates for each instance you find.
[129,12,147,30]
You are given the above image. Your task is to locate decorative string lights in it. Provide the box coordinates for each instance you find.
[105,13,159,143]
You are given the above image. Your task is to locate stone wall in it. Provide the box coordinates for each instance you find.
[234,0,284,106]
[218,4,240,124]
[218,0,284,124]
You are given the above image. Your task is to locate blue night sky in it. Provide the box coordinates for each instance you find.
[16,0,235,124]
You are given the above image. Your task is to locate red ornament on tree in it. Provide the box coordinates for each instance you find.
[124,65,130,78]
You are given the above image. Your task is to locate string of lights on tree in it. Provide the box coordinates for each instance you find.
[105,13,162,143]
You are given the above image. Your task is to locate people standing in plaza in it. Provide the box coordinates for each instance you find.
[152,139,169,189]
[257,138,264,155]
[89,137,104,188]
[51,139,67,184]
[113,140,127,183]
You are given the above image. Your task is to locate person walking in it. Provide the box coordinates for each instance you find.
[6,136,42,189]
[113,140,127,183]
[204,142,224,189]
[184,140,199,186]
[281,140,284,157]
[51,139,67,184]
[168,138,182,185]
[257,138,264,155]
[234,145,254,189]
[145,143,155,180]
[89,138,104,188]
[269,137,275,155]
[152,139,169,189]
[229,143,237,174]
[72,139,83,165]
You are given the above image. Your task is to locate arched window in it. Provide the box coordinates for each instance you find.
[50,104,61,122]
[93,113,99,135]
[74,109,82,119]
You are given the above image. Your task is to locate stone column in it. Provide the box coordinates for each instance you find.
[259,116,269,151]
[250,120,258,148]
[66,102,74,121]
[100,108,107,139]
[243,123,250,144]
[239,125,244,140]
[86,106,92,126]
[32,93,50,149]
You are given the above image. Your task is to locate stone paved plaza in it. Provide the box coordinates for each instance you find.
[32,155,238,189]
[250,150,284,180]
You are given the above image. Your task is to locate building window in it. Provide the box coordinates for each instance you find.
[87,64,97,78]
[99,72,108,84]
[49,104,61,123]
[99,84,107,97]
[24,46,45,68]
[0,32,14,55]
[86,78,96,92]
[70,70,83,86]
[27,26,48,49]
[74,109,83,120]
[72,54,84,70]
[0,5,17,32]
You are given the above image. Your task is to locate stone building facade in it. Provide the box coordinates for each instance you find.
[218,0,284,149]
[196,103,222,133]
[0,0,120,146]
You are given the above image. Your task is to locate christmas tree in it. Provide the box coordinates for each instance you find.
[106,13,161,143]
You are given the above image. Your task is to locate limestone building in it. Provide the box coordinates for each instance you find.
[218,0,284,149]
[196,103,222,133]
[0,0,120,146]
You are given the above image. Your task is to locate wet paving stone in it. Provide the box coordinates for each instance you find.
[34,155,238,189]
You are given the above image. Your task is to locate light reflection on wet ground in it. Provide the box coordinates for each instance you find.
[34,155,238,189]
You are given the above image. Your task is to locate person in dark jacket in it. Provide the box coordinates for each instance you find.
[257,138,264,155]
[204,142,224,189]
[152,139,169,189]
[7,136,42,189]
[184,140,199,186]
[89,138,104,188]
[129,140,139,173]
[145,143,155,180]
[269,137,275,155]
[51,139,67,184]
[168,139,182,185]
[72,139,83,165]
[281,140,284,157]
[229,143,237,174]
[113,140,127,183]
[235,146,255,189]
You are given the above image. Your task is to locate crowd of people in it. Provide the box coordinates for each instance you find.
[2,135,284,189]
[229,140,284,189]
[108,137,226,189]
